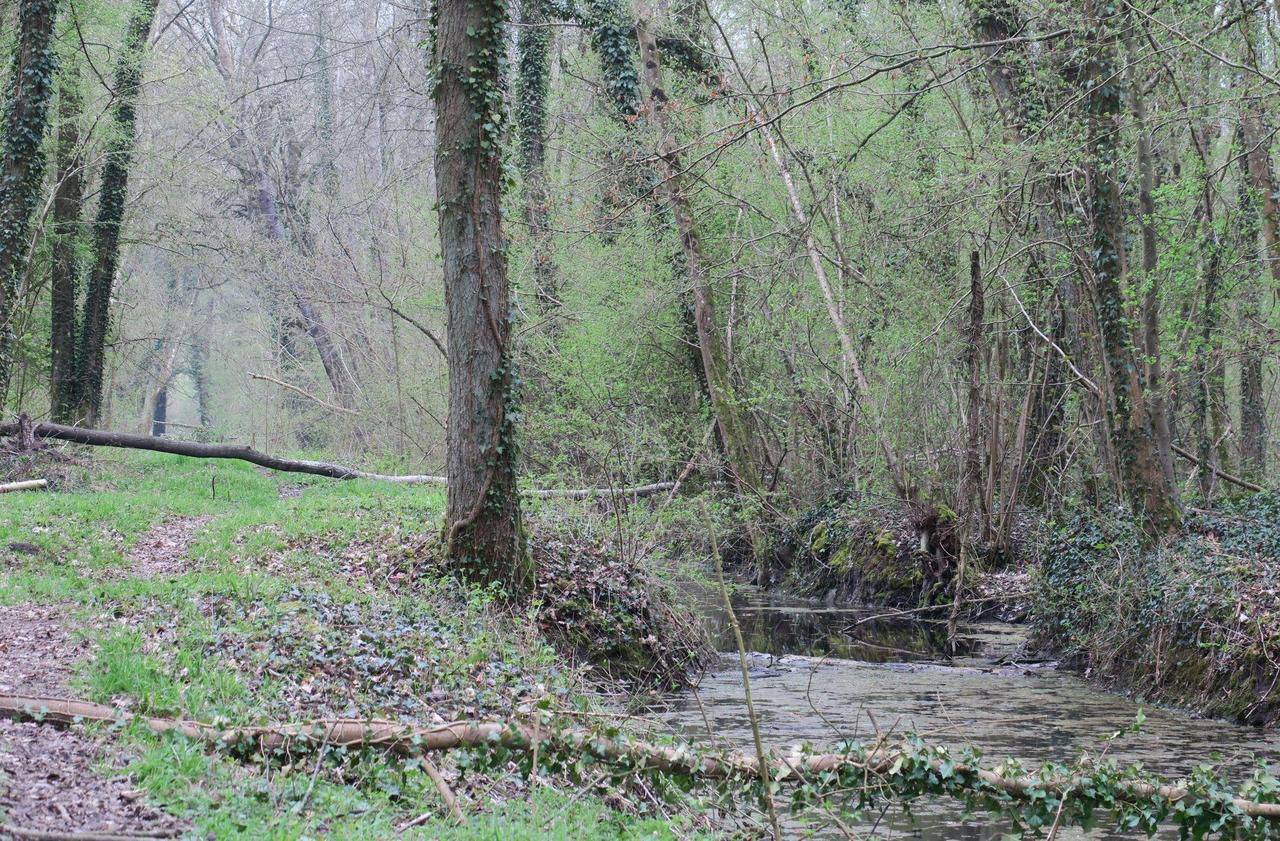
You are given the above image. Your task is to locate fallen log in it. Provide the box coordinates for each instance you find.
[2,694,1278,821]
[0,421,674,499]
[0,479,47,493]
[1,826,180,840]
[1170,442,1265,493]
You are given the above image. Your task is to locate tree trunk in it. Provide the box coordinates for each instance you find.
[1125,41,1178,496]
[634,7,761,497]
[432,0,533,594]
[150,381,168,436]
[74,0,159,425]
[516,0,558,313]
[0,0,59,405]
[966,0,1073,507]
[1237,127,1266,480]
[50,68,85,423]
[1237,13,1272,480]
[1083,3,1180,537]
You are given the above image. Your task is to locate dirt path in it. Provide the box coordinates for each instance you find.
[124,514,212,579]
[0,605,188,837]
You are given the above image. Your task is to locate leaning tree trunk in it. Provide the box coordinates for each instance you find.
[50,65,86,423]
[0,0,59,405]
[432,0,533,595]
[74,0,159,425]
[1083,2,1180,537]
[634,8,762,497]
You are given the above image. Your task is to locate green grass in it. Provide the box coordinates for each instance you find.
[2,451,698,839]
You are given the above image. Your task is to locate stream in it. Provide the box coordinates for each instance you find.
[656,588,1280,839]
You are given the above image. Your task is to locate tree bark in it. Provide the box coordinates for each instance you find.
[0,0,59,405]
[1237,12,1271,480]
[1237,127,1266,480]
[1125,41,1178,497]
[634,8,762,497]
[433,0,533,594]
[516,0,558,313]
[49,68,85,423]
[74,0,159,425]
[1083,2,1180,536]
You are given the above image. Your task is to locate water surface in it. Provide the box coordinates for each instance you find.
[658,588,1279,838]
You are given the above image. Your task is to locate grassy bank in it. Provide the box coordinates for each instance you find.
[0,452,707,838]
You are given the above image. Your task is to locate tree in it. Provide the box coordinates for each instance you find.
[1083,2,1180,536]
[634,7,762,499]
[49,57,85,422]
[0,0,59,405]
[516,0,557,314]
[75,0,160,425]
[432,0,533,594]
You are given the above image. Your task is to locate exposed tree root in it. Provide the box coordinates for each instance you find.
[0,420,674,499]
[2,694,1279,820]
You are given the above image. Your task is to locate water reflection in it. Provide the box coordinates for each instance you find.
[661,586,1280,839]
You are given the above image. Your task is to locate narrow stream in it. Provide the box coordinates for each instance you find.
[657,588,1280,839]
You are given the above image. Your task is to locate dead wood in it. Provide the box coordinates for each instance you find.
[2,694,1279,820]
[0,479,47,493]
[1,827,180,841]
[1170,442,1265,493]
[0,421,675,499]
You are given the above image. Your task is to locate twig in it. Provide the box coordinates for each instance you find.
[248,372,359,415]
[703,503,783,840]
[420,755,465,824]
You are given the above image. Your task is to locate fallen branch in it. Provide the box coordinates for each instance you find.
[1170,442,1265,493]
[248,372,360,416]
[0,479,47,493]
[1,827,180,841]
[0,421,674,499]
[2,695,1279,822]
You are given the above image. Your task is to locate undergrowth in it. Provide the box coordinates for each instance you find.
[1033,493,1280,725]
[0,450,709,838]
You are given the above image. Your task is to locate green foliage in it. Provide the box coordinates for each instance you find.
[1034,494,1280,724]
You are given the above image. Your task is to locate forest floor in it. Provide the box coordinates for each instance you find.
[0,452,709,840]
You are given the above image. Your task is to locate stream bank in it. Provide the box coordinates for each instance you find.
[1034,496,1280,727]
[659,587,1280,839]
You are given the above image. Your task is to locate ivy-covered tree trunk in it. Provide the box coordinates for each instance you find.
[1125,42,1178,496]
[50,65,85,423]
[432,0,533,595]
[0,0,59,405]
[74,0,159,425]
[1083,2,1180,537]
[516,0,557,313]
[634,9,761,497]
